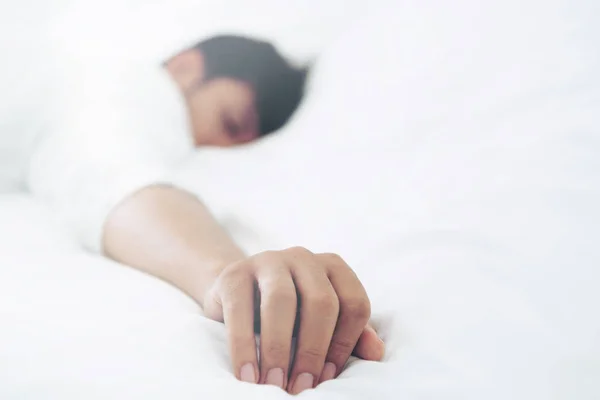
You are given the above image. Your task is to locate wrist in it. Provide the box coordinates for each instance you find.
[184,253,244,307]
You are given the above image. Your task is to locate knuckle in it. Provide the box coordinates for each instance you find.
[304,293,339,316]
[222,262,248,279]
[297,346,327,362]
[254,250,277,264]
[263,341,290,361]
[230,333,256,352]
[320,252,348,268]
[286,246,313,256]
[341,297,371,321]
[221,278,244,297]
[329,336,357,354]
[323,252,343,261]
[219,277,253,306]
[221,273,248,294]
[262,288,297,308]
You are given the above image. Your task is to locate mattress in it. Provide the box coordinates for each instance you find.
[1,0,599,398]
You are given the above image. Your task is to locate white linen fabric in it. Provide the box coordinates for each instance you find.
[1,0,599,399]
[0,0,69,192]
[1,0,197,252]
[27,61,194,252]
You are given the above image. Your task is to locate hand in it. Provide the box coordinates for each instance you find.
[202,247,385,395]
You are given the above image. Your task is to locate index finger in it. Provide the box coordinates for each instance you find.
[218,265,259,384]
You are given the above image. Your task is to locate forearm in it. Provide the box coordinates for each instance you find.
[102,185,245,306]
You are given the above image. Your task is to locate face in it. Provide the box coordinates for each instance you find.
[165,48,260,147]
[186,77,260,147]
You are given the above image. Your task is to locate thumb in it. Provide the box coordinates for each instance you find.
[353,323,385,361]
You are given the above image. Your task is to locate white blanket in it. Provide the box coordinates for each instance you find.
[1,0,599,398]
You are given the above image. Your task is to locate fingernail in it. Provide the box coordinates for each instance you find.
[292,373,314,394]
[240,363,256,383]
[320,362,337,382]
[266,368,284,388]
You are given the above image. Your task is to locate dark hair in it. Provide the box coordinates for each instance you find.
[194,35,308,136]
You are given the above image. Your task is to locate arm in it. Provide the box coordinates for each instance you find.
[102,181,384,394]
[103,184,244,306]
[29,51,383,394]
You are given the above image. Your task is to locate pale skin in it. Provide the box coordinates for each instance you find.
[102,48,385,395]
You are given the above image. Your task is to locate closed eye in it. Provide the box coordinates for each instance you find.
[223,114,241,138]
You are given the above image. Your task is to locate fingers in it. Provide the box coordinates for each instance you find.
[286,248,340,395]
[215,247,378,394]
[256,262,297,389]
[316,253,372,384]
[217,263,259,384]
[353,324,385,361]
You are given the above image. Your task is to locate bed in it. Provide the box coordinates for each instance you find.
[1,0,599,398]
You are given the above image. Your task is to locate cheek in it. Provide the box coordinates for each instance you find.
[195,122,232,146]
[190,101,226,145]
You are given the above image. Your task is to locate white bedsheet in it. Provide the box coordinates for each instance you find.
[1,190,598,400]
[1,0,599,398]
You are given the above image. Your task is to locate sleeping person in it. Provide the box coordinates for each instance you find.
[0,34,384,395]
